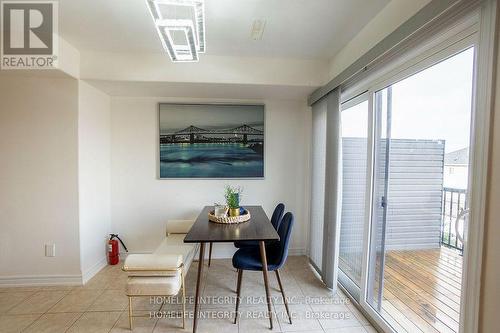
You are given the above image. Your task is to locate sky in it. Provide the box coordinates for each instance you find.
[160,104,264,134]
[341,47,474,154]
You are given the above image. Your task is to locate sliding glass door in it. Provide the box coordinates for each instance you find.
[338,97,369,299]
[364,48,474,333]
[337,44,476,333]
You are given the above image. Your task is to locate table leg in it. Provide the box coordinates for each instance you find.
[234,269,243,324]
[208,242,213,267]
[259,241,273,330]
[193,242,205,333]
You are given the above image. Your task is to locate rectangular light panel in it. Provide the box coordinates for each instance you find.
[146,0,205,62]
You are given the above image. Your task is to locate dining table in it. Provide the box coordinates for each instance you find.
[184,205,280,333]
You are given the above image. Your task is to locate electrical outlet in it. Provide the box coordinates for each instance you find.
[45,244,55,257]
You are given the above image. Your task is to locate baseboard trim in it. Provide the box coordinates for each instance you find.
[288,248,306,256]
[0,257,109,287]
[0,274,82,287]
[82,257,107,284]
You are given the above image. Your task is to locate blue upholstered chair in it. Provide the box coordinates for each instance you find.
[233,203,285,249]
[232,212,294,328]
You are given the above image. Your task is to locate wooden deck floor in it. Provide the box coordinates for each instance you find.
[382,247,463,333]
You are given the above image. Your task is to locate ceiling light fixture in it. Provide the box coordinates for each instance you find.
[146,0,205,62]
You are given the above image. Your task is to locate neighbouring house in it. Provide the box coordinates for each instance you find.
[444,147,469,190]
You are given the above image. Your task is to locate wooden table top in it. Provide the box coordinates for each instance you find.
[184,205,280,243]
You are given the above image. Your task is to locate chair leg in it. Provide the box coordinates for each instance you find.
[276,269,292,324]
[259,241,273,330]
[128,296,133,330]
[234,269,243,324]
[208,242,213,267]
[180,268,186,329]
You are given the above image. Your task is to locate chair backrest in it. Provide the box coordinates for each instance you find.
[268,212,294,269]
[270,203,285,230]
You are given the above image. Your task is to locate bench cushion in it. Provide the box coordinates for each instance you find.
[123,254,182,277]
[154,234,198,272]
[126,275,181,296]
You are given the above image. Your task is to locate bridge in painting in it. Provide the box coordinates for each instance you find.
[160,125,264,144]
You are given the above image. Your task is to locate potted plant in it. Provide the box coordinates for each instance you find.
[225,185,243,217]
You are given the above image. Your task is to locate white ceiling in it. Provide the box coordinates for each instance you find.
[59,0,389,60]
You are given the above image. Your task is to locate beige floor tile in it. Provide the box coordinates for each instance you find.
[0,291,36,313]
[324,327,368,333]
[110,310,158,333]
[238,306,281,332]
[130,296,163,311]
[0,314,40,333]
[238,278,276,307]
[269,281,305,305]
[0,256,376,333]
[153,313,191,333]
[199,286,238,309]
[296,278,337,298]
[75,274,110,290]
[311,304,361,330]
[7,290,67,314]
[0,287,41,293]
[150,295,193,314]
[40,285,76,292]
[23,312,81,333]
[87,289,128,312]
[276,304,322,332]
[196,308,241,333]
[47,289,103,313]
[104,274,129,291]
[66,311,121,333]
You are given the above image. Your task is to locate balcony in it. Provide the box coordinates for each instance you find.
[379,187,466,333]
[382,247,462,333]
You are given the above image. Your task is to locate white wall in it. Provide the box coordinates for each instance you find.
[0,75,81,284]
[110,97,311,257]
[326,0,431,81]
[78,81,111,282]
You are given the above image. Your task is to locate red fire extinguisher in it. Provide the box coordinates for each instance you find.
[108,234,128,265]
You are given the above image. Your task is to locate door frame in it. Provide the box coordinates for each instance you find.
[339,2,497,331]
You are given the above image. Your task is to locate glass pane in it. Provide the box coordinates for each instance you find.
[339,100,369,291]
[367,48,474,333]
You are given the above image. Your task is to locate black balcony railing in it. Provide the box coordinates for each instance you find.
[441,187,467,252]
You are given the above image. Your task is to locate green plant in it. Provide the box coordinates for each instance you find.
[224,185,242,209]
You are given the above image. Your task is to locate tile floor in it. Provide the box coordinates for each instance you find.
[0,256,377,333]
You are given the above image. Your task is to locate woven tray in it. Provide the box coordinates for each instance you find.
[208,208,251,224]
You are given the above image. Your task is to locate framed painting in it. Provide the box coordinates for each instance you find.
[159,103,265,178]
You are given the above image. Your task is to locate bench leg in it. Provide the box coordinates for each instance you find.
[181,268,186,329]
[128,296,133,330]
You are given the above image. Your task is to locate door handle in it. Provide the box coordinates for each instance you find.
[381,196,387,208]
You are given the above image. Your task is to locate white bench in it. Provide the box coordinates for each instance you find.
[122,220,198,330]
